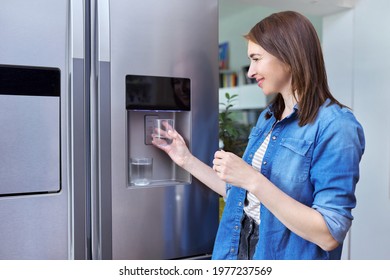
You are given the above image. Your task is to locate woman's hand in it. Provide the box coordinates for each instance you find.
[212,150,259,189]
[151,122,227,197]
[151,124,191,168]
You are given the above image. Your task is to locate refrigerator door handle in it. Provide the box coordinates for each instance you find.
[97,0,110,62]
[70,0,84,60]
[91,0,112,260]
[69,0,91,260]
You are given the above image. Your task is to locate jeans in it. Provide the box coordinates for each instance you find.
[237,212,259,260]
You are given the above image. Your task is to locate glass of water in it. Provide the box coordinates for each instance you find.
[129,157,153,186]
[153,119,175,146]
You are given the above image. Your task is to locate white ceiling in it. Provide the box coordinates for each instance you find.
[219,0,356,19]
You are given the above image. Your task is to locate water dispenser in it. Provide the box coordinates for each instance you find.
[126,74,191,187]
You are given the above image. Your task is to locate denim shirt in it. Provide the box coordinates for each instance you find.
[212,99,365,260]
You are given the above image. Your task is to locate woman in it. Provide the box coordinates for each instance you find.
[152,11,365,260]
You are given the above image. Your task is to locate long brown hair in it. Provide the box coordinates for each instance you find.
[245,11,344,126]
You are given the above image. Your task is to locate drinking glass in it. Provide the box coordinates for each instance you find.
[129,157,153,186]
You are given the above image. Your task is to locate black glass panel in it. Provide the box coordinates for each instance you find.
[0,64,60,97]
[126,75,190,111]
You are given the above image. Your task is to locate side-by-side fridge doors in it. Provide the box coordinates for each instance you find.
[0,0,219,260]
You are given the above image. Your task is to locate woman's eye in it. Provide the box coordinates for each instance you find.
[252,56,262,62]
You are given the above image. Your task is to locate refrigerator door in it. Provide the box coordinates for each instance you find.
[0,0,71,259]
[93,0,220,259]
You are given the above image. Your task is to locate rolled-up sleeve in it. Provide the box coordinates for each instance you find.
[313,206,352,243]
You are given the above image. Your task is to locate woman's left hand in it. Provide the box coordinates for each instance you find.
[212,150,258,189]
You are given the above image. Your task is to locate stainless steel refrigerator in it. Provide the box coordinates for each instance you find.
[0,0,219,260]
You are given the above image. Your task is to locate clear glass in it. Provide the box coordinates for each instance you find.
[153,119,175,145]
[129,157,153,186]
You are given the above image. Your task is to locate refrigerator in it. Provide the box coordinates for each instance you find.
[0,0,219,260]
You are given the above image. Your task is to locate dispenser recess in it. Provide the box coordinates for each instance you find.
[126,74,191,187]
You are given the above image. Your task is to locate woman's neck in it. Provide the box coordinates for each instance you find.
[280,92,298,120]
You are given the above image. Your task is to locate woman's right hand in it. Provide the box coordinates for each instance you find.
[151,127,192,168]
[152,122,227,198]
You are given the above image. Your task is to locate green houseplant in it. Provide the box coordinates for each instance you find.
[218,92,251,219]
[219,92,249,156]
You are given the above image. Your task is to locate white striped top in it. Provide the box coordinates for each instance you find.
[243,131,272,225]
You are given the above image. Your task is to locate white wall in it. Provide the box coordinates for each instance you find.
[323,0,390,259]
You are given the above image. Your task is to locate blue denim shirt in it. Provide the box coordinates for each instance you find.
[212,99,365,260]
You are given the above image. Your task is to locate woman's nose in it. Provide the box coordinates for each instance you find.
[247,64,256,78]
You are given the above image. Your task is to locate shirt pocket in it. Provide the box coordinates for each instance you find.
[248,127,262,139]
[272,138,313,183]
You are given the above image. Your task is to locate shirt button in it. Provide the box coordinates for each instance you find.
[249,154,253,158]
[272,136,277,140]
[238,202,242,206]
[230,248,235,253]
[234,225,239,230]
[263,161,267,165]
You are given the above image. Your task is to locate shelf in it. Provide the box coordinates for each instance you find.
[219,70,238,87]
[219,84,266,111]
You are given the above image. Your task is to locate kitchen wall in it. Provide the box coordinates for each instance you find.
[323,0,390,259]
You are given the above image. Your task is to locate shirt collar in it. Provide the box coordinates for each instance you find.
[267,102,299,120]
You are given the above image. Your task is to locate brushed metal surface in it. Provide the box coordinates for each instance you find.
[0,0,70,259]
[107,0,219,259]
[0,94,60,195]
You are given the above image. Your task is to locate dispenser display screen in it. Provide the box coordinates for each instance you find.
[126,75,190,111]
